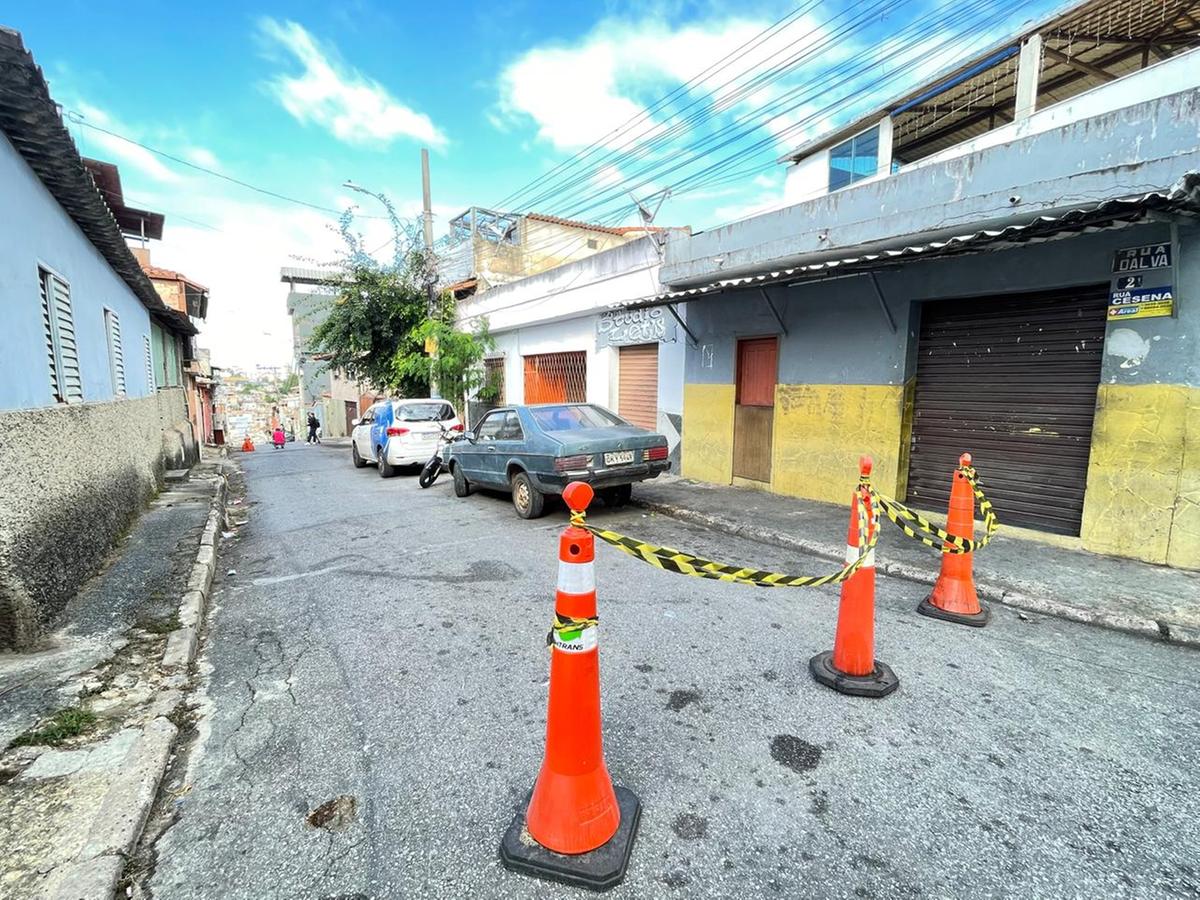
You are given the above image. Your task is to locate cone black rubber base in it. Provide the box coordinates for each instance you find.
[918,596,990,627]
[809,650,899,698]
[499,785,641,892]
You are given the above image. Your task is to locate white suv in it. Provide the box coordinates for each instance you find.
[351,398,462,477]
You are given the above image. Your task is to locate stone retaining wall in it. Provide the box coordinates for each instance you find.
[0,388,197,649]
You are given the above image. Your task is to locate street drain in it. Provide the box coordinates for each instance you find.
[306,795,357,831]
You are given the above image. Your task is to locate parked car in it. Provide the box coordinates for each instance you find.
[448,403,670,518]
[351,398,462,477]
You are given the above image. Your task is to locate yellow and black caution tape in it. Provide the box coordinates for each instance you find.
[871,465,999,554]
[567,484,877,588]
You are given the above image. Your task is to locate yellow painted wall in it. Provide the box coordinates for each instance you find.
[771,383,910,505]
[1080,384,1199,569]
[681,383,735,484]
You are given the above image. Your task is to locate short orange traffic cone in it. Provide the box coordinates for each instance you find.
[809,457,899,698]
[241,436,255,452]
[500,481,640,890]
[918,452,989,627]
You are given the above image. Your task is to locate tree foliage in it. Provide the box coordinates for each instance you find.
[305,198,492,402]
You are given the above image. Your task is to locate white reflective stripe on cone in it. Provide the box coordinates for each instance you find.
[557,560,595,595]
[845,544,875,569]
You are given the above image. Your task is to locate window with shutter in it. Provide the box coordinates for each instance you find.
[38,267,82,402]
[144,334,156,390]
[104,309,126,396]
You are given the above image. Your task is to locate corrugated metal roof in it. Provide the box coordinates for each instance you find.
[624,174,1199,308]
[279,266,343,285]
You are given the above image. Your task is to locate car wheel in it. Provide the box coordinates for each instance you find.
[377,446,395,478]
[352,443,366,468]
[452,463,471,498]
[511,471,545,519]
[418,457,439,489]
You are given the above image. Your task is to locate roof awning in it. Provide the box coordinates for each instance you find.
[615,174,1199,311]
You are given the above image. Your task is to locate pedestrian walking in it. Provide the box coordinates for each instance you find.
[307,413,321,444]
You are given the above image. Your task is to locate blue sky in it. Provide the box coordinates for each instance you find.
[5,0,1066,369]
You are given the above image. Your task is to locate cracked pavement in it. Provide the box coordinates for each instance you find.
[147,443,1200,899]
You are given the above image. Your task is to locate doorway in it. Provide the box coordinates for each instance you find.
[617,343,659,430]
[344,401,358,436]
[733,337,778,483]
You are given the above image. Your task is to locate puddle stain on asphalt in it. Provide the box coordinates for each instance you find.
[672,812,709,839]
[667,689,701,712]
[770,735,822,773]
[306,795,358,832]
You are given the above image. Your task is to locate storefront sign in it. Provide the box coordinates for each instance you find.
[1108,244,1174,321]
[596,307,676,347]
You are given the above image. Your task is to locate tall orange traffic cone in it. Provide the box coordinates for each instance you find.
[809,457,899,698]
[499,481,640,890]
[241,436,255,452]
[918,452,989,627]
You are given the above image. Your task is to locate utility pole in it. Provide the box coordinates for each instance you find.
[421,148,440,399]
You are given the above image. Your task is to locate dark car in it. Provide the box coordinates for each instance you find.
[448,403,670,518]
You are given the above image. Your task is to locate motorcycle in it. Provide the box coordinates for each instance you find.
[418,422,463,488]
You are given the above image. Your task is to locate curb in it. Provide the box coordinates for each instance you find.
[56,467,229,900]
[631,496,1199,650]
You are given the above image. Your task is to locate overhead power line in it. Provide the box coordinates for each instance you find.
[65,111,388,219]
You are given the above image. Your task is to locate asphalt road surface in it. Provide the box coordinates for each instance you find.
[148,442,1200,899]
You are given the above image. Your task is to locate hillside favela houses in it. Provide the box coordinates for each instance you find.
[640,0,1199,568]
[0,28,207,648]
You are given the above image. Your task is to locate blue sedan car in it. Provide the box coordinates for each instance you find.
[448,403,670,518]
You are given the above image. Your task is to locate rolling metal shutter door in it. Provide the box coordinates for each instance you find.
[907,285,1108,536]
[618,344,658,430]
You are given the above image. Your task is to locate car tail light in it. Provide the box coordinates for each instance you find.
[386,427,409,437]
[449,423,464,432]
[644,445,669,461]
[554,454,591,472]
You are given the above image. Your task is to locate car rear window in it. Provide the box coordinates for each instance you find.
[396,402,453,422]
[531,405,625,431]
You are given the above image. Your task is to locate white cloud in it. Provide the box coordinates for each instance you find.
[259,18,446,149]
[496,13,834,153]
[73,103,182,184]
[183,146,221,170]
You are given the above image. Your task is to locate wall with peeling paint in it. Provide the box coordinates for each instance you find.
[680,384,734,484]
[679,222,1199,568]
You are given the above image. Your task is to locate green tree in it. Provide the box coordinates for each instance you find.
[307,198,493,403]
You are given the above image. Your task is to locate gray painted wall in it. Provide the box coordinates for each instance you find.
[684,223,1196,389]
[0,388,196,649]
[664,90,1200,286]
[0,133,156,411]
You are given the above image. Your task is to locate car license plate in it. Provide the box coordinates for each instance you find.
[604,450,634,466]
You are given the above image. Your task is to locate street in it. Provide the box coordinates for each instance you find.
[146,444,1200,899]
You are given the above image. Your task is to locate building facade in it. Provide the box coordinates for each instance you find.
[281,267,363,438]
[655,0,1199,568]
[0,27,198,648]
[457,236,689,468]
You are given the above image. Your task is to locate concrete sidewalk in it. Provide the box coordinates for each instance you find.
[632,475,1200,647]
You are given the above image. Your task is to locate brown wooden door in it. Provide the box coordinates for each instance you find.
[344,401,357,435]
[618,344,658,430]
[733,337,777,483]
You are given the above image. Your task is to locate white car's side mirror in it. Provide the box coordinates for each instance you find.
[351,418,361,427]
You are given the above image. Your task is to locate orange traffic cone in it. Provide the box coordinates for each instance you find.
[241,436,255,452]
[918,453,989,627]
[499,481,640,889]
[809,457,899,698]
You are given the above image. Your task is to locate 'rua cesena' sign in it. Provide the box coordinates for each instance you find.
[596,308,676,347]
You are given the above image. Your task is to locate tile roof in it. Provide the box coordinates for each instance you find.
[525,213,628,236]
[0,28,195,335]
